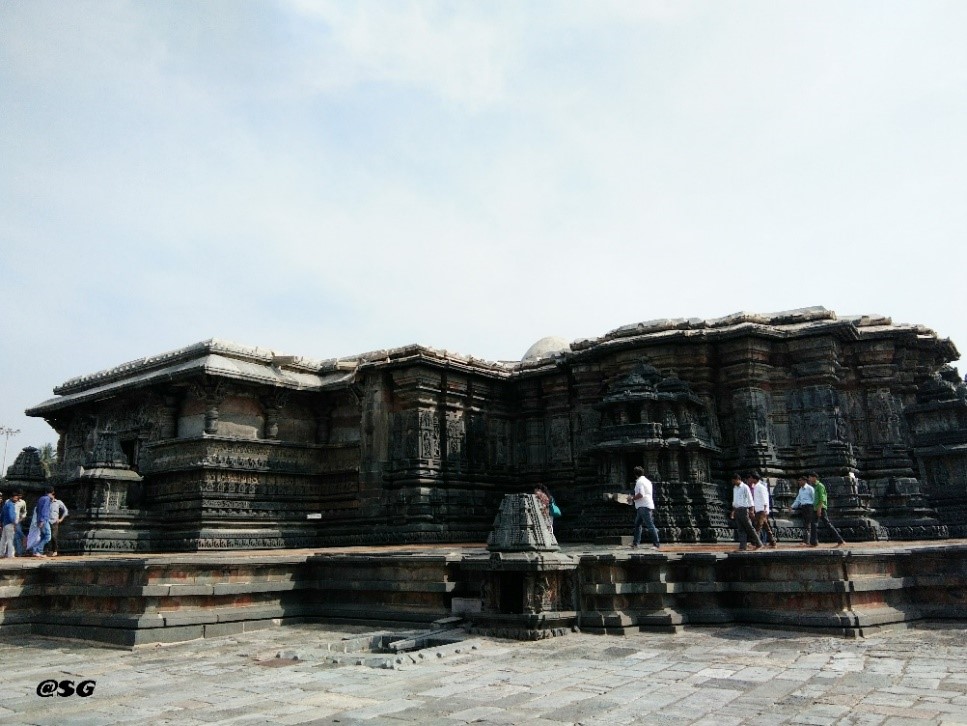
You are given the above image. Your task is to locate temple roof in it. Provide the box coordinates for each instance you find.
[25,308,959,417]
[579,306,944,349]
[26,339,357,416]
[516,307,957,369]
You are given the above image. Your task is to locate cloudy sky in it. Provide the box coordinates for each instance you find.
[1,0,965,454]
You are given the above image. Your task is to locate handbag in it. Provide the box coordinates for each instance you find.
[550,499,562,518]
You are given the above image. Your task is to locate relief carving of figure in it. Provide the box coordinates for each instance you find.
[744,405,768,444]
[831,407,848,442]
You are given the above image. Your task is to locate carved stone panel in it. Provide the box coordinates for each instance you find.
[390,410,419,461]
[419,410,441,460]
[446,411,466,466]
[867,389,906,445]
[467,413,487,468]
[733,389,771,445]
[548,416,572,464]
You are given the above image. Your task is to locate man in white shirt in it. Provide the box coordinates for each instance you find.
[13,490,27,556]
[631,466,660,550]
[790,476,815,545]
[748,473,777,548]
[45,493,69,557]
[730,473,762,550]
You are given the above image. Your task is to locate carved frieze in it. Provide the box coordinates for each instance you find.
[142,439,358,486]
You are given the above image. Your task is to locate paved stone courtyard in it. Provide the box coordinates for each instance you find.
[1,622,965,725]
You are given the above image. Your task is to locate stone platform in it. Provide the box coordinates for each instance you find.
[0,541,965,647]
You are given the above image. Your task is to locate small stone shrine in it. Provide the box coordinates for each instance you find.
[65,432,146,552]
[464,494,579,639]
[486,492,559,552]
[2,446,50,512]
[21,307,967,552]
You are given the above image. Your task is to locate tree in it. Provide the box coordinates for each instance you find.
[39,442,57,477]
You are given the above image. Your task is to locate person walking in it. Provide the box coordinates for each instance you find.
[630,466,660,550]
[748,472,777,548]
[730,473,762,551]
[808,473,845,547]
[30,488,55,557]
[0,492,20,558]
[790,476,815,545]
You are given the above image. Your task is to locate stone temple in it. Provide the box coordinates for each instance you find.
[17,307,967,554]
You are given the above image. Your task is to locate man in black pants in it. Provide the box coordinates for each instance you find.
[730,473,762,551]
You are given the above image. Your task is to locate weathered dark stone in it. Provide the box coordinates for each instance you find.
[486,494,559,552]
[0,544,964,645]
[4,446,46,481]
[22,309,967,551]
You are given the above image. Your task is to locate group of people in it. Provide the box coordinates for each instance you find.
[729,472,777,550]
[731,471,845,550]
[627,467,846,552]
[0,487,68,559]
[790,473,846,548]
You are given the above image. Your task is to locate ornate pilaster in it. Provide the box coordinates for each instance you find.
[190,380,227,436]
[159,390,183,440]
[260,389,289,440]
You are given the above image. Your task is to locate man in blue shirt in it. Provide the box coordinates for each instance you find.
[31,488,55,557]
[0,492,20,558]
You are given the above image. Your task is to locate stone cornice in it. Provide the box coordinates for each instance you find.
[559,307,957,364]
[25,309,958,418]
[27,342,356,416]
[354,344,512,379]
[54,339,344,395]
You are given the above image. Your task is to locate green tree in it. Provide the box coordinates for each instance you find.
[39,442,57,477]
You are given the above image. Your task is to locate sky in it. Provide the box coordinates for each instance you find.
[1,0,966,457]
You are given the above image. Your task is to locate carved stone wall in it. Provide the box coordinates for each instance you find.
[26,310,967,551]
[906,367,967,537]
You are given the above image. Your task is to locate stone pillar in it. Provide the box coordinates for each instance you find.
[314,402,333,445]
[191,381,226,436]
[160,391,181,439]
[261,390,288,440]
[645,450,661,481]
[666,450,681,483]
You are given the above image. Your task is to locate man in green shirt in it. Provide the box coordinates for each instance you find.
[807,472,845,547]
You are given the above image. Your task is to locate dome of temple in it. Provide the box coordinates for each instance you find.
[521,336,571,362]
